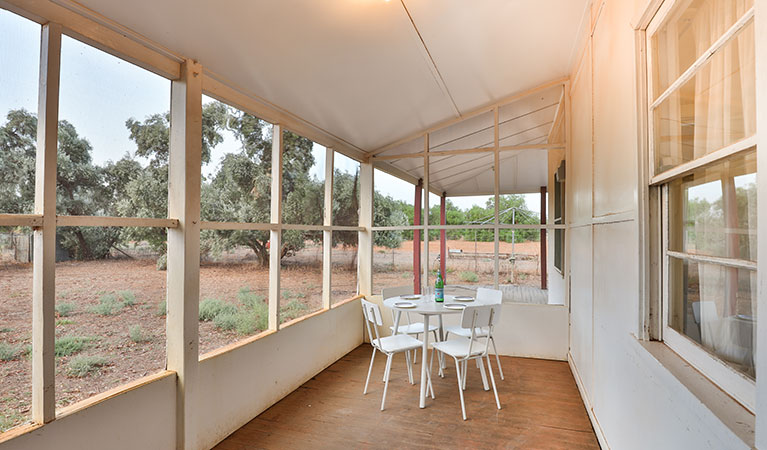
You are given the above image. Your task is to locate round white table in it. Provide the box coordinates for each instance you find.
[382,294,492,408]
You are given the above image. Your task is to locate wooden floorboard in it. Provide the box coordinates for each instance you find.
[213,345,599,449]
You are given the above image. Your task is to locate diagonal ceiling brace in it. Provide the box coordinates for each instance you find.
[400,0,461,118]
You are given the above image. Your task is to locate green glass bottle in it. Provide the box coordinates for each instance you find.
[435,271,444,302]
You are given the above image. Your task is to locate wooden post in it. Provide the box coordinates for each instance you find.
[439,193,446,281]
[166,59,202,450]
[269,124,283,329]
[540,186,547,290]
[413,179,422,294]
[32,22,61,425]
[358,162,373,297]
[493,107,500,289]
[323,148,334,309]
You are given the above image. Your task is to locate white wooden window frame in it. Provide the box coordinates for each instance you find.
[646,0,758,412]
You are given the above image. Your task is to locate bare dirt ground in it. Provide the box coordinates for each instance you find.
[0,243,359,433]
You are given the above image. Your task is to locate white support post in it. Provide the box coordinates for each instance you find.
[32,22,61,425]
[493,107,500,289]
[323,147,334,309]
[166,59,202,450]
[422,135,430,292]
[754,0,767,445]
[358,161,373,297]
[269,124,283,329]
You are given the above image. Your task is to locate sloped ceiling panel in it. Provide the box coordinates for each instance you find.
[73,0,587,153]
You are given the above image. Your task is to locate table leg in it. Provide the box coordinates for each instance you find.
[420,314,430,408]
[392,310,402,335]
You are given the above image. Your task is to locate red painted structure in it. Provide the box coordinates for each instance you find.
[413,179,422,294]
[540,186,547,290]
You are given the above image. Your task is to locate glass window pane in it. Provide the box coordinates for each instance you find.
[373,169,418,227]
[0,10,40,216]
[650,0,753,100]
[55,226,166,410]
[279,230,322,324]
[282,131,323,226]
[199,231,270,356]
[331,231,358,304]
[653,21,755,174]
[669,256,755,378]
[333,152,360,227]
[373,230,419,296]
[668,150,756,261]
[201,96,270,223]
[0,244,32,433]
[58,36,171,218]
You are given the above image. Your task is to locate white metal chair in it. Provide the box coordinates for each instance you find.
[361,299,434,410]
[382,286,439,362]
[443,287,505,380]
[430,303,502,420]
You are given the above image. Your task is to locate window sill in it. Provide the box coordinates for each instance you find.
[631,338,754,448]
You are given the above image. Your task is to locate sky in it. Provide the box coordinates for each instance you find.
[2,8,536,214]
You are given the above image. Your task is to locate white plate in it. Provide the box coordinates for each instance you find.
[453,296,475,302]
[443,303,466,310]
[394,301,417,308]
[400,295,421,300]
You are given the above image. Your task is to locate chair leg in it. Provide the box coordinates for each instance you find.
[462,360,468,390]
[477,357,489,391]
[491,336,504,380]
[455,358,467,420]
[426,348,435,399]
[381,353,393,411]
[486,355,501,410]
[364,347,376,394]
[405,350,414,384]
[414,333,419,362]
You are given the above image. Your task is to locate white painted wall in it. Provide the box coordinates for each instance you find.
[567,0,756,448]
[193,300,363,449]
[0,373,176,450]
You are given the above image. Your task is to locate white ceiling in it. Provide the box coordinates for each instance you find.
[72,0,589,153]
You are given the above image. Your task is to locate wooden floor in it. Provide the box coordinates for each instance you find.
[214,345,599,449]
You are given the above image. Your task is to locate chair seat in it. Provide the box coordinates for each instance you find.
[390,322,439,335]
[444,325,489,338]
[432,339,485,359]
[377,334,423,353]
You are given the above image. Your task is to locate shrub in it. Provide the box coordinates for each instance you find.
[459,271,479,283]
[56,319,75,326]
[238,287,265,310]
[56,303,75,317]
[156,253,167,271]
[234,313,259,335]
[213,312,238,331]
[0,327,12,333]
[0,342,26,361]
[281,300,308,322]
[66,355,110,377]
[156,300,167,316]
[89,294,122,316]
[55,336,92,357]
[129,325,150,343]
[119,291,136,306]
[199,298,237,322]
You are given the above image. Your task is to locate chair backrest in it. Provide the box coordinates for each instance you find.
[361,299,383,348]
[382,285,415,326]
[382,285,413,300]
[477,287,503,304]
[461,304,502,356]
